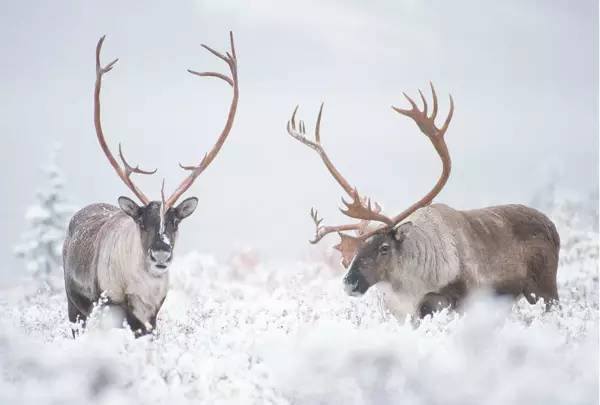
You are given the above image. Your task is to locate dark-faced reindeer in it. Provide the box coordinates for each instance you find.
[63,32,239,336]
[286,83,560,317]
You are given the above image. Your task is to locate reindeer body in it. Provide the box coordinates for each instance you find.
[63,204,169,334]
[62,32,239,336]
[284,82,561,317]
[358,203,560,315]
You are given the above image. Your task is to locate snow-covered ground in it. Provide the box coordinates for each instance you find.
[1,203,598,404]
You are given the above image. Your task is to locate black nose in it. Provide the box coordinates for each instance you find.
[150,249,172,264]
[343,271,369,296]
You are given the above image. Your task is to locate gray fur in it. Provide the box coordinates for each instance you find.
[343,203,560,317]
[63,198,197,336]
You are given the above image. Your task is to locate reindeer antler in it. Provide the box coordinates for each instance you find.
[286,104,354,195]
[309,207,363,244]
[94,35,157,205]
[287,82,454,267]
[164,31,239,209]
[286,104,383,245]
[388,82,453,224]
[340,189,393,225]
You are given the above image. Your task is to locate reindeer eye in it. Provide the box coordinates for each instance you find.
[379,244,390,254]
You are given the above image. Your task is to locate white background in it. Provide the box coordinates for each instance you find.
[1,0,597,275]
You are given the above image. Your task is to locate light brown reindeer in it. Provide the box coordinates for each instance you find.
[63,32,239,336]
[286,83,559,317]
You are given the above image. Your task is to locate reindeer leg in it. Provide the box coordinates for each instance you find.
[417,279,467,318]
[124,294,154,337]
[124,311,147,338]
[148,296,166,331]
[67,295,87,338]
[66,289,93,338]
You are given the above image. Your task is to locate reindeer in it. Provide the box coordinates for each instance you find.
[62,32,239,336]
[285,83,560,317]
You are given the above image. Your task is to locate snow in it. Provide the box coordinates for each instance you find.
[2,201,598,404]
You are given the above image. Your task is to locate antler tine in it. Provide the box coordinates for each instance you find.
[229,31,236,60]
[402,92,419,112]
[178,153,208,172]
[439,94,454,137]
[308,207,363,244]
[94,35,155,205]
[187,30,238,88]
[418,89,428,117]
[96,35,119,75]
[309,207,326,244]
[187,70,234,87]
[315,101,323,144]
[165,31,240,209]
[118,143,157,175]
[200,44,229,63]
[310,207,323,228]
[430,81,438,121]
[340,189,393,225]
[286,105,320,152]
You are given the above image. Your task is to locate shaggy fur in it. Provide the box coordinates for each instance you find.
[343,204,560,317]
[63,202,176,334]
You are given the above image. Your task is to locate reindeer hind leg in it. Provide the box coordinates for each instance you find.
[67,295,88,338]
[417,279,468,318]
[524,252,559,310]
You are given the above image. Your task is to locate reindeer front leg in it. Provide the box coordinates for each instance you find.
[125,294,156,337]
[417,279,467,318]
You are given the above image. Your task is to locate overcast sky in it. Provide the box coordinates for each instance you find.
[2,0,597,275]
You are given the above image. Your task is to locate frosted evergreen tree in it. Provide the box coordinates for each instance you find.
[14,149,73,290]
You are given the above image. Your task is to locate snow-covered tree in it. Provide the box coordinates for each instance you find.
[14,150,73,291]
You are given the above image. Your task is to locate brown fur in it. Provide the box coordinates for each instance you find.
[344,203,560,317]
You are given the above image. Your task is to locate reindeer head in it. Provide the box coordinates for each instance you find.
[342,224,416,295]
[117,197,198,272]
[285,83,453,295]
[93,32,239,274]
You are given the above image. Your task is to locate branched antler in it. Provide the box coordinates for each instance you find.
[340,189,393,225]
[286,104,354,195]
[94,35,156,204]
[92,33,240,206]
[393,82,454,143]
[287,105,384,246]
[388,82,454,224]
[287,82,455,268]
[309,207,362,244]
[164,31,240,209]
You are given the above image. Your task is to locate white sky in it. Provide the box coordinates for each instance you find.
[1,0,597,274]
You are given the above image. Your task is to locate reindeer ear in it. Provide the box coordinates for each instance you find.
[118,196,142,219]
[174,197,198,220]
[394,221,412,242]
